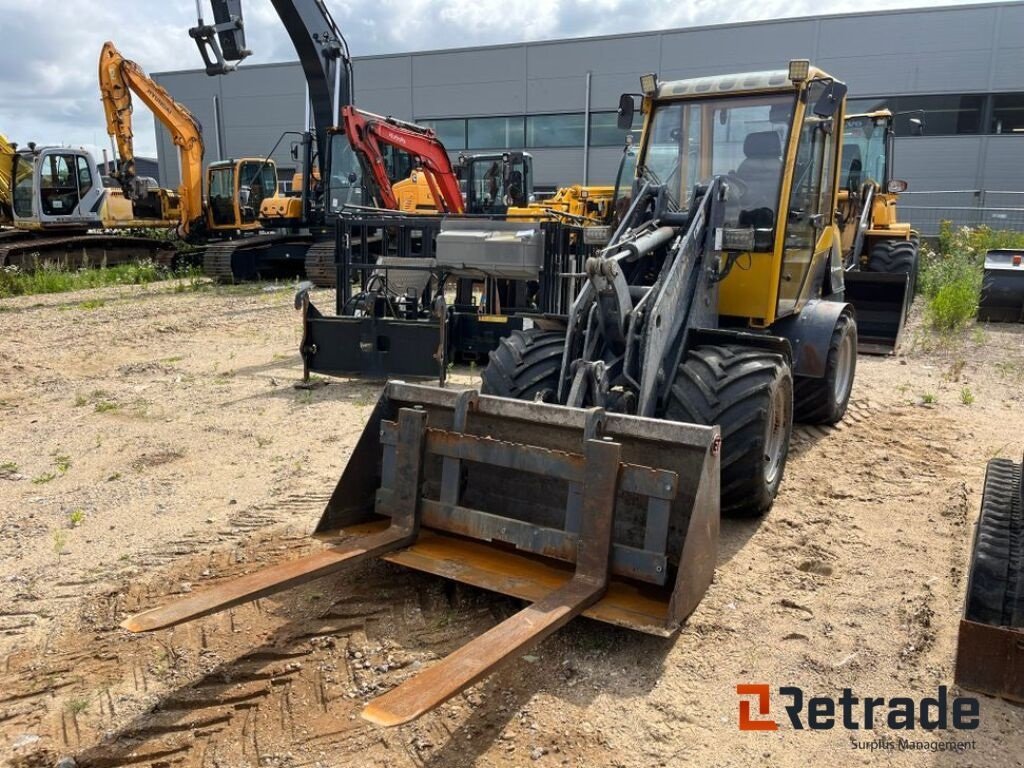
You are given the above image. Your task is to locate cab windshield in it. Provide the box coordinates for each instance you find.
[641,94,795,228]
[841,115,888,189]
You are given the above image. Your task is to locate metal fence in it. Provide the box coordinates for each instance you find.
[899,190,1024,238]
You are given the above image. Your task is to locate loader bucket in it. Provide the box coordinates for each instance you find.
[123,382,720,726]
[844,270,912,354]
[978,249,1024,323]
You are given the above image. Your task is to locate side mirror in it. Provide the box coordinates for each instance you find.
[908,118,925,136]
[887,179,908,194]
[812,81,848,118]
[617,93,635,131]
[348,172,358,184]
[290,143,300,161]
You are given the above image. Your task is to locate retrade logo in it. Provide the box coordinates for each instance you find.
[735,684,980,732]
[736,684,777,731]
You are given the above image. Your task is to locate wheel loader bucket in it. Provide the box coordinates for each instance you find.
[123,382,720,726]
[978,249,1024,323]
[844,270,912,354]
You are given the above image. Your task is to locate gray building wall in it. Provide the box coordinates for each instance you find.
[154,2,1024,198]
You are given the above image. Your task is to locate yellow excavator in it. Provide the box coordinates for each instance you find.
[98,40,278,239]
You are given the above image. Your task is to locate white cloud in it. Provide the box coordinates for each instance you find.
[0,0,992,159]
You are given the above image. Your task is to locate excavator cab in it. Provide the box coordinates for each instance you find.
[10,147,106,231]
[207,158,278,232]
[460,152,533,214]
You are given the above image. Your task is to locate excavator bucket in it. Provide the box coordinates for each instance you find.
[123,382,720,725]
[978,249,1024,323]
[844,270,912,354]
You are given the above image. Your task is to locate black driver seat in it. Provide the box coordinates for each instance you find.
[736,131,783,225]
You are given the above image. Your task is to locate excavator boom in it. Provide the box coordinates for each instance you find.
[99,41,205,235]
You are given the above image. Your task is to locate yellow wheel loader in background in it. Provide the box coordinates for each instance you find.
[126,60,859,727]
[838,109,920,353]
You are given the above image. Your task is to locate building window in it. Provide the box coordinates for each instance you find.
[467,117,525,149]
[527,114,585,148]
[992,93,1024,134]
[419,118,467,150]
[589,112,633,147]
[847,95,984,136]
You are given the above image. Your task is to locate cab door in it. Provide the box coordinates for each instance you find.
[778,82,839,317]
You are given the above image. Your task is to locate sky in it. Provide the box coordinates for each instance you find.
[0,0,995,159]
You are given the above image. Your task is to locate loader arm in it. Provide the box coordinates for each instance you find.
[99,41,205,235]
[341,106,464,214]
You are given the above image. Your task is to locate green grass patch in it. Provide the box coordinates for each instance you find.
[0,259,201,299]
[919,223,1024,331]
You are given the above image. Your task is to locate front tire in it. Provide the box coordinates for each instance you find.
[480,328,565,402]
[666,345,793,517]
[793,310,857,425]
[868,238,919,298]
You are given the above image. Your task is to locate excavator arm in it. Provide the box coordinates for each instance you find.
[99,41,205,235]
[341,106,464,214]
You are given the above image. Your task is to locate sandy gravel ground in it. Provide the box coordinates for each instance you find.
[1,279,1022,768]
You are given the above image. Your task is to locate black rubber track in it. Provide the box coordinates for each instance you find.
[480,328,565,402]
[665,345,793,518]
[793,310,857,425]
[965,456,1023,628]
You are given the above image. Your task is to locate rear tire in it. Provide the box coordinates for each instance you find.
[666,345,793,518]
[480,328,565,402]
[793,310,857,425]
[965,456,1023,628]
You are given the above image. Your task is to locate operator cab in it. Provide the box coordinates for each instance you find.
[11,147,103,229]
[207,158,277,230]
[625,64,847,326]
[460,152,533,215]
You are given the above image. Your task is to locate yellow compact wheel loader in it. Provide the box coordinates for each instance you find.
[837,110,920,352]
[125,60,857,727]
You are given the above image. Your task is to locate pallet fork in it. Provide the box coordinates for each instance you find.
[124,383,720,725]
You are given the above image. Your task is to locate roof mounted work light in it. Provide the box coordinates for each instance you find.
[640,73,658,96]
[788,59,810,83]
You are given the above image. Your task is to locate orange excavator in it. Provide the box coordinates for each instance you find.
[341,106,464,214]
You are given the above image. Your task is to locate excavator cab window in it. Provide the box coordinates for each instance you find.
[327,133,365,213]
[238,161,276,224]
[12,154,34,218]
[463,155,532,214]
[208,165,236,227]
[39,153,82,217]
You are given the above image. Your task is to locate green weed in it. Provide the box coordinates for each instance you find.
[32,471,57,484]
[919,223,1024,330]
[69,509,86,527]
[920,393,937,405]
[960,387,975,406]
